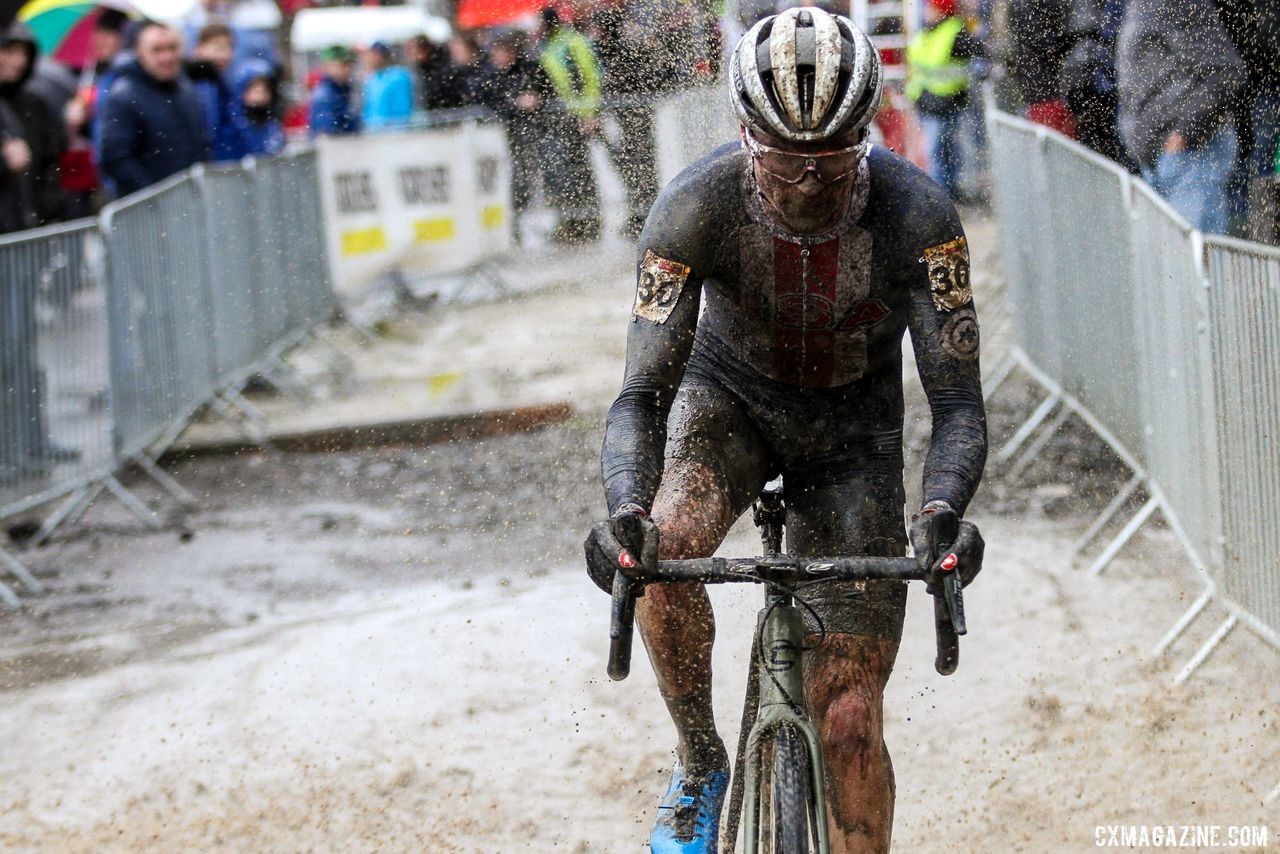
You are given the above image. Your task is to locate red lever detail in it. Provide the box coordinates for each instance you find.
[619,550,637,569]
[940,553,958,571]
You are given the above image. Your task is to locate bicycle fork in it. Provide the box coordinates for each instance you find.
[739,594,832,854]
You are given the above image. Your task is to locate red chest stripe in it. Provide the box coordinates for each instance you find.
[771,237,840,387]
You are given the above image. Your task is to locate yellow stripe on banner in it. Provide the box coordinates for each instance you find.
[481,205,506,230]
[414,218,456,243]
[341,227,388,256]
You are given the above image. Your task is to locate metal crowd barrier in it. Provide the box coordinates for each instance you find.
[985,108,1280,698]
[0,150,335,603]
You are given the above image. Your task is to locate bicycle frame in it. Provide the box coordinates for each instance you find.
[731,484,831,853]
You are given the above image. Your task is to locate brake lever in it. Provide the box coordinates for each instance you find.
[607,512,649,681]
[607,570,639,681]
[926,509,962,676]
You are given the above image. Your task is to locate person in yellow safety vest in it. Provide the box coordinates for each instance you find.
[906,0,984,200]
[537,6,602,243]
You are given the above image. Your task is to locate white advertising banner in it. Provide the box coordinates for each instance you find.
[316,123,513,301]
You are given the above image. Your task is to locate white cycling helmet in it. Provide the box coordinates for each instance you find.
[730,6,883,142]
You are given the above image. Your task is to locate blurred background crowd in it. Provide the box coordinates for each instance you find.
[1,0,1278,245]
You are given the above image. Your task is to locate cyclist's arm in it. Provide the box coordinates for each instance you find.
[905,212,988,515]
[600,227,704,515]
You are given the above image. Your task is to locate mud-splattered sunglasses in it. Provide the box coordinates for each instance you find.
[741,127,866,185]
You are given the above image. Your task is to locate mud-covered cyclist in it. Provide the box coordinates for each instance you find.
[585,9,987,852]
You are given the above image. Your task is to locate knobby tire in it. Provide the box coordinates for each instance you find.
[759,724,812,853]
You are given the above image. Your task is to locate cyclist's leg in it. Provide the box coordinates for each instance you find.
[637,377,771,777]
[785,473,907,854]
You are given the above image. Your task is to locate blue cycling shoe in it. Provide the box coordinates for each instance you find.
[650,764,730,854]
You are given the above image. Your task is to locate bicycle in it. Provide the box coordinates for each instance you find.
[604,482,968,854]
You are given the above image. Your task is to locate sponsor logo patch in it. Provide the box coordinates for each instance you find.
[941,307,980,361]
[634,250,691,324]
[921,236,972,312]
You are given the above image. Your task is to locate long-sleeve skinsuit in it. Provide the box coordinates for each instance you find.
[601,142,988,637]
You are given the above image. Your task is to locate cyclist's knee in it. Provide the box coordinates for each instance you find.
[819,688,882,755]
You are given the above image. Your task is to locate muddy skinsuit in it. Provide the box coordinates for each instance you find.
[601,142,987,637]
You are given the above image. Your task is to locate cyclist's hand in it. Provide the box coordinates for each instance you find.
[583,505,659,594]
[909,502,985,589]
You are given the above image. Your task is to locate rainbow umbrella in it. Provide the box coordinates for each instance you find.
[17,0,199,67]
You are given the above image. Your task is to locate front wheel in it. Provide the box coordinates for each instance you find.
[758,724,814,853]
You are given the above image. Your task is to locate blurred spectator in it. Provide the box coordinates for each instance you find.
[99,21,210,197]
[591,0,670,238]
[361,42,414,130]
[1117,0,1244,234]
[1,23,67,224]
[1209,1,1280,234]
[234,58,283,157]
[0,99,33,233]
[1006,0,1076,136]
[907,0,984,200]
[403,34,452,111]
[538,7,601,243]
[486,31,551,240]
[1,91,76,479]
[1060,0,1137,170]
[435,32,495,111]
[187,23,246,161]
[309,45,360,137]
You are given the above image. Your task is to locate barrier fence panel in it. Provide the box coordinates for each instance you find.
[1039,138,1145,456]
[1204,237,1280,635]
[279,150,337,334]
[197,165,266,388]
[653,85,739,186]
[1128,183,1222,572]
[0,219,113,519]
[102,174,218,460]
[988,103,1280,665]
[987,116,1070,388]
[249,156,296,355]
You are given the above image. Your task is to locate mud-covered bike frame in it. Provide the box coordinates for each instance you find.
[604,484,967,853]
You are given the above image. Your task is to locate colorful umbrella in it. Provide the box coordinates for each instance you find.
[454,0,547,30]
[17,0,199,67]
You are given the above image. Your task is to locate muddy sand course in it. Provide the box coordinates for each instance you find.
[0,217,1276,852]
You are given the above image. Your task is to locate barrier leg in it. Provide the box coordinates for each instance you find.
[1266,782,1279,804]
[981,354,1017,401]
[131,454,198,509]
[102,475,163,529]
[1172,612,1238,686]
[211,392,269,447]
[1072,473,1145,557]
[32,482,103,547]
[1088,496,1159,576]
[995,391,1061,465]
[1152,588,1213,657]
[0,571,20,608]
[0,546,40,596]
[257,359,313,403]
[1007,405,1075,480]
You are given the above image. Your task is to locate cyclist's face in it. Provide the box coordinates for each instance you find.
[747,128,866,232]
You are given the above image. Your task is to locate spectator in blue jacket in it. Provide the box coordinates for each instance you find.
[235,59,283,157]
[99,21,209,197]
[309,45,360,137]
[361,42,413,130]
[187,23,245,161]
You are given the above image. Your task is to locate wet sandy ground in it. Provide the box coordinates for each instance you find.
[1,215,1277,851]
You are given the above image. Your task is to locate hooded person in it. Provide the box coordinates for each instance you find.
[233,58,283,156]
[186,22,246,161]
[0,22,67,224]
[308,44,360,137]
